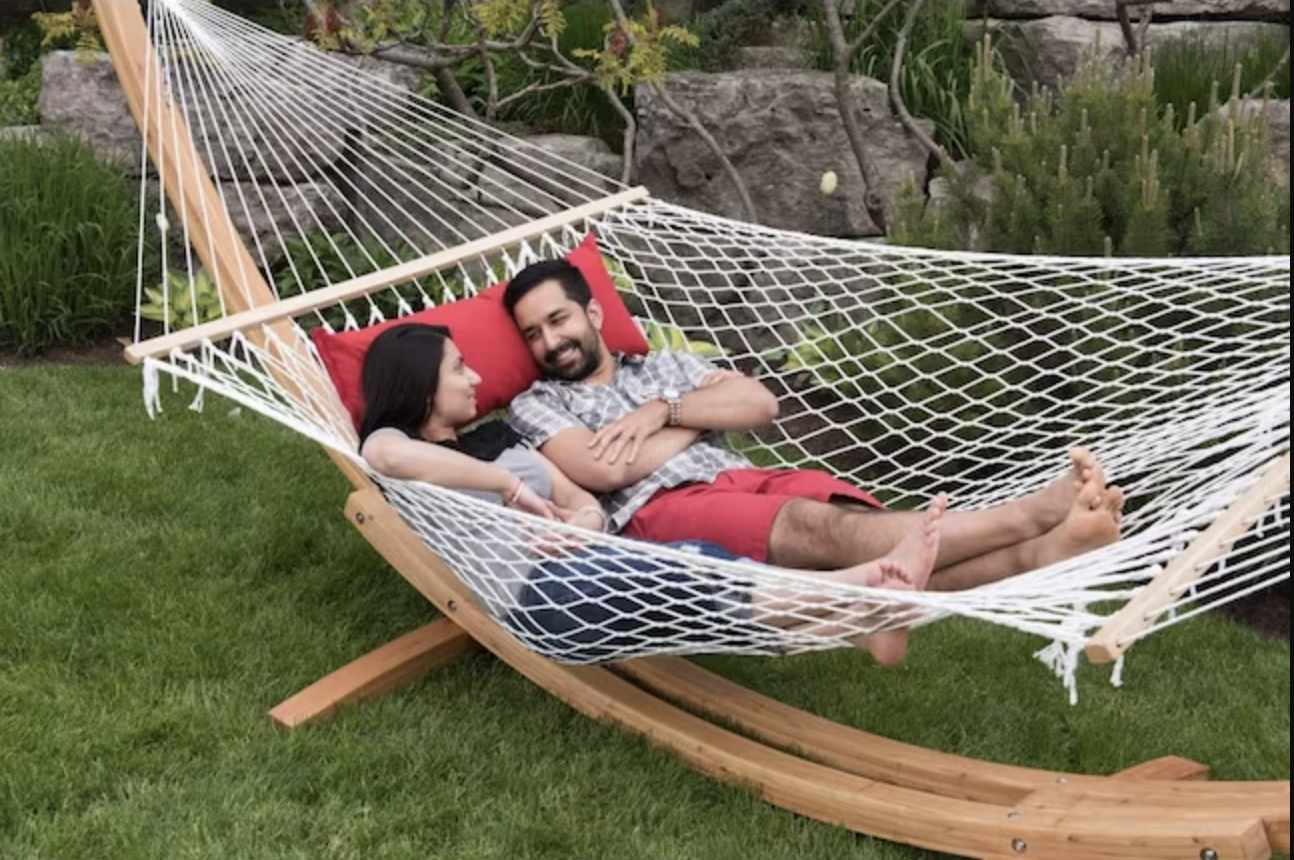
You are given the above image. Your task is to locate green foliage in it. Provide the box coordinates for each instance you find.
[325,0,640,151]
[492,0,632,150]
[139,269,223,330]
[572,5,698,94]
[806,0,978,158]
[242,0,311,35]
[1152,30,1291,123]
[2,16,49,79]
[267,230,500,330]
[1,12,80,128]
[0,60,41,125]
[642,320,725,357]
[604,254,726,357]
[31,1,102,54]
[894,42,1291,256]
[666,0,798,72]
[0,134,152,354]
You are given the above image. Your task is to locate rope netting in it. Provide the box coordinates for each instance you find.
[122,0,1289,689]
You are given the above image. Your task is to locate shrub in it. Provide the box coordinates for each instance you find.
[893,41,1291,256]
[0,134,151,354]
[0,61,40,125]
[666,0,801,72]
[1,17,50,126]
[491,0,630,151]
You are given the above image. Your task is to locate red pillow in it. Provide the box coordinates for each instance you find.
[312,233,648,431]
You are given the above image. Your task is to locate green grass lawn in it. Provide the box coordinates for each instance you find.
[1,365,1288,860]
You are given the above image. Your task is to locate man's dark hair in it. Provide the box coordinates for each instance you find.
[502,258,593,316]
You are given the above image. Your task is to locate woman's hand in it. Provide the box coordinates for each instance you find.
[504,480,560,520]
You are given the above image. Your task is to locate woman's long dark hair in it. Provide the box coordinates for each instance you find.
[358,322,521,460]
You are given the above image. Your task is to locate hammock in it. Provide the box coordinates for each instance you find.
[91,2,1290,857]
[104,0,1289,700]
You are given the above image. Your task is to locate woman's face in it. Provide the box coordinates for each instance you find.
[429,339,482,430]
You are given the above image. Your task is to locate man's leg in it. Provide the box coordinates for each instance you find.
[752,495,947,665]
[924,484,1124,591]
[766,450,1107,574]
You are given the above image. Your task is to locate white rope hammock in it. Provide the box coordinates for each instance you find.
[123,0,1289,698]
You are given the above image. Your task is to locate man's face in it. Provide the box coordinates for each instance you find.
[511,279,604,381]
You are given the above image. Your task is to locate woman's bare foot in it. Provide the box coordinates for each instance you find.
[1028,480,1125,569]
[1026,448,1106,534]
[846,494,946,665]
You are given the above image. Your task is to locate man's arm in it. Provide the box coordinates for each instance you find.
[538,424,702,494]
[587,369,778,466]
[673,373,778,432]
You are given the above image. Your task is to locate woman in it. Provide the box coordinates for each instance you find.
[359,323,944,665]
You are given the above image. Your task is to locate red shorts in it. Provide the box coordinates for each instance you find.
[622,468,882,563]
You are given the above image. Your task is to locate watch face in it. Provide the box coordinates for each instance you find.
[662,389,679,401]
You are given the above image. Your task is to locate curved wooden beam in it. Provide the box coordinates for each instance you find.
[347,486,1288,860]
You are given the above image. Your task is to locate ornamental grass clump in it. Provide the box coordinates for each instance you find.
[0,133,150,354]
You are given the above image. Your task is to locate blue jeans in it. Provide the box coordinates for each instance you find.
[508,541,756,662]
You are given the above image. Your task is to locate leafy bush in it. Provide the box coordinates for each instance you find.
[491,1,631,150]
[666,0,803,72]
[0,134,152,354]
[893,42,1291,256]
[1,17,50,126]
[0,61,40,125]
[805,0,977,158]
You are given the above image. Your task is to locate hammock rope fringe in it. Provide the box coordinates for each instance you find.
[94,1,1290,857]
[109,0,1289,686]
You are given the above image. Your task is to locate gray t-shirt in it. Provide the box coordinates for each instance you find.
[363,429,555,614]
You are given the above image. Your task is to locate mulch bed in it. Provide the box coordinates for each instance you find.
[5,338,1289,643]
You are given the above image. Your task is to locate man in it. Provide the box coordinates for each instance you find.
[504,259,1124,590]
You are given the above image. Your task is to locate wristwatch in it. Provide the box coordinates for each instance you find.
[659,388,683,427]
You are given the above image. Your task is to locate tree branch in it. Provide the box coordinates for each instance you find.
[822,0,890,233]
[605,0,757,221]
[1115,0,1159,57]
[888,0,953,171]
[848,0,905,57]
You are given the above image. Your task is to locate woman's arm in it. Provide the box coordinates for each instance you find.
[536,451,608,532]
[363,431,515,495]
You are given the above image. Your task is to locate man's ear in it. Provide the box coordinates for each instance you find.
[586,298,605,330]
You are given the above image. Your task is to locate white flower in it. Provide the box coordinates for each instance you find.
[155,211,170,234]
[820,170,839,197]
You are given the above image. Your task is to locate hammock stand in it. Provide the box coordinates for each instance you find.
[94,2,1288,858]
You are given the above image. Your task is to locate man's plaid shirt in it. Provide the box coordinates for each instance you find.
[508,350,752,531]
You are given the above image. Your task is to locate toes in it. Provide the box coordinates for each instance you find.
[1076,479,1102,510]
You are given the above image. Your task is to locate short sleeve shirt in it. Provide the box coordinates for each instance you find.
[508,350,751,530]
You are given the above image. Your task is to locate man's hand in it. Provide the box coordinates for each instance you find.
[698,369,744,388]
[587,400,670,465]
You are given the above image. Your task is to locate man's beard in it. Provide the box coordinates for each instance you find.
[543,334,601,381]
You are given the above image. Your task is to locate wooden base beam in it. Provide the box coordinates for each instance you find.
[269,617,480,727]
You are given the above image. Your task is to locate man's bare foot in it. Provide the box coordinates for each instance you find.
[846,494,946,665]
[1029,480,1125,569]
[1027,448,1106,534]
